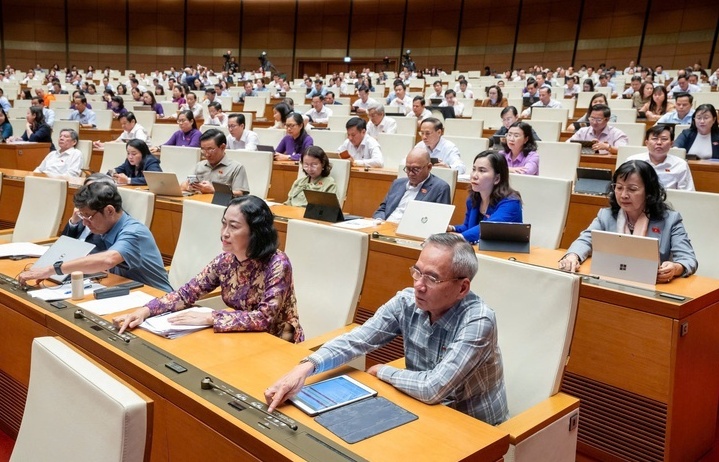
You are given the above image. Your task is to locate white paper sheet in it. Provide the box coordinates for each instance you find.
[29,281,106,302]
[0,242,49,258]
[77,291,156,316]
[139,306,215,339]
[332,218,380,229]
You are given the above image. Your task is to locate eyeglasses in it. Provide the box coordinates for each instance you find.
[589,117,606,123]
[77,210,100,222]
[505,132,523,139]
[285,123,299,129]
[201,147,218,154]
[419,131,436,137]
[409,266,463,286]
[227,124,239,129]
[302,163,321,170]
[403,165,428,175]
[648,136,671,143]
[611,183,643,195]
[177,118,189,124]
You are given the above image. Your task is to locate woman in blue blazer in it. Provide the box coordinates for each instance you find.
[559,160,697,282]
[112,139,162,185]
[673,103,719,160]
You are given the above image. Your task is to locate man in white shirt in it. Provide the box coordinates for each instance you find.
[179,92,203,119]
[457,80,474,99]
[329,76,348,95]
[622,75,642,97]
[352,85,376,115]
[439,89,464,117]
[415,118,465,173]
[521,87,562,117]
[407,96,432,126]
[389,82,413,115]
[205,101,228,127]
[709,67,719,87]
[367,104,397,137]
[226,113,259,151]
[669,75,701,97]
[428,80,445,102]
[93,112,150,149]
[336,117,384,168]
[627,125,694,190]
[305,95,333,124]
[34,128,83,177]
[596,74,618,97]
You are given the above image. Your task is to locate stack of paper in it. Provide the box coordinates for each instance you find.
[139,306,215,339]
[0,242,49,258]
[29,281,106,302]
[77,291,156,316]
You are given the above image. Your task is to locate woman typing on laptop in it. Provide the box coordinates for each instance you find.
[558,160,697,283]
[447,150,522,243]
[284,146,337,207]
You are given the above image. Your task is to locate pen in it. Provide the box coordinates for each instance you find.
[61,284,93,295]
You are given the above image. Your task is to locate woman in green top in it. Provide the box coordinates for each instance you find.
[284,146,337,207]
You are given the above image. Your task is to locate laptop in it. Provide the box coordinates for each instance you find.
[478,222,531,253]
[574,167,612,196]
[303,190,362,223]
[429,97,444,106]
[256,145,275,153]
[570,139,598,154]
[31,235,96,284]
[144,171,194,197]
[211,182,234,206]
[395,201,455,240]
[590,230,659,287]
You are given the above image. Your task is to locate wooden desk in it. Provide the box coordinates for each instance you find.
[79,127,123,142]
[0,258,509,461]
[0,169,75,231]
[0,143,51,171]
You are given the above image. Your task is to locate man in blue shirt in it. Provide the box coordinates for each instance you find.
[69,96,96,128]
[265,233,509,425]
[18,182,172,291]
[657,92,695,125]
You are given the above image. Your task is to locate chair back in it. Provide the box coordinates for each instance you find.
[393,116,419,136]
[224,149,273,199]
[11,337,149,462]
[536,141,581,181]
[329,158,351,206]
[133,111,156,134]
[509,174,572,249]
[284,220,368,339]
[471,254,579,417]
[665,189,719,279]
[168,200,225,289]
[254,127,286,148]
[444,135,489,172]
[118,188,155,227]
[327,115,354,131]
[310,129,347,152]
[100,142,129,174]
[94,109,114,129]
[149,123,178,147]
[530,108,568,130]
[13,176,67,242]
[242,96,267,114]
[615,146,686,168]
[76,140,93,169]
[526,120,561,142]
[443,118,484,138]
[158,146,201,183]
[471,107,503,128]
[397,165,457,198]
[610,122,646,146]
[376,133,415,171]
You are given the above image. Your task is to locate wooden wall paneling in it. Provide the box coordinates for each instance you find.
[574,0,647,68]
[128,0,185,71]
[295,0,351,70]
[241,0,296,76]
[514,0,581,70]
[67,0,127,71]
[403,0,460,71]
[349,0,404,70]
[2,0,67,71]
[458,0,519,72]
[186,0,242,73]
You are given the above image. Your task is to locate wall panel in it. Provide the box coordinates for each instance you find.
[295,0,351,62]
[349,0,403,63]
[404,0,460,71]
[514,0,580,70]
[68,0,127,71]
[128,0,184,71]
[186,0,242,72]
[458,0,519,72]
[2,0,66,71]
[241,0,295,76]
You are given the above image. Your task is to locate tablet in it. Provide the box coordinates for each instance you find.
[289,375,378,416]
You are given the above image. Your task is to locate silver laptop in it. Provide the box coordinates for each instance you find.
[144,171,193,197]
[395,201,455,240]
[590,230,659,286]
[32,235,96,283]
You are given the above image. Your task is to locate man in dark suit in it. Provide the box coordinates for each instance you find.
[373,147,452,223]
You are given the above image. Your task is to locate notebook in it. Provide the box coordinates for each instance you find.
[590,230,659,287]
[478,222,531,253]
[395,201,455,240]
[31,235,96,284]
[574,167,612,196]
[144,171,194,197]
[303,190,362,223]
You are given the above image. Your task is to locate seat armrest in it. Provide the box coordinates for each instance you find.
[498,392,579,444]
[0,228,15,237]
[301,323,360,351]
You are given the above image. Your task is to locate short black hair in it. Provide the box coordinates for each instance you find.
[346,117,366,131]
[73,181,123,213]
[226,196,278,261]
[645,124,675,142]
[228,113,246,127]
[200,128,227,147]
[610,160,668,220]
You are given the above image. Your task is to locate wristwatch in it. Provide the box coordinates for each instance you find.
[299,356,317,373]
[53,261,64,276]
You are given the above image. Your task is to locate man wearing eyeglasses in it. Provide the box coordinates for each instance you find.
[17,181,172,292]
[373,148,451,223]
[264,232,508,424]
[567,104,628,154]
[181,129,249,196]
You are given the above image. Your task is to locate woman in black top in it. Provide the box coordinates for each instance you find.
[112,139,162,185]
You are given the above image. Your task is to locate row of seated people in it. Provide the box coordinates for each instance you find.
[11,148,698,428]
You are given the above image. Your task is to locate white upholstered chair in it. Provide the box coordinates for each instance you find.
[11,337,150,462]
[444,135,489,172]
[149,123,177,147]
[472,253,580,462]
[0,176,67,243]
[443,118,484,138]
[309,129,347,152]
[224,149,273,199]
[376,133,415,171]
[536,141,581,181]
[509,174,572,249]
[284,219,368,340]
[397,164,458,198]
[100,142,130,174]
[158,146,201,183]
[611,122,646,146]
[118,188,155,228]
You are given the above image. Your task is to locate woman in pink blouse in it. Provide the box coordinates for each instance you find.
[114,196,304,343]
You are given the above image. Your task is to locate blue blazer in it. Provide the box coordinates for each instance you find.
[453,195,523,243]
[674,129,719,159]
[373,174,451,220]
[566,208,698,276]
[114,154,162,185]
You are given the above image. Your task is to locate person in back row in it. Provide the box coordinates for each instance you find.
[34,128,83,177]
[93,112,150,149]
[180,129,250,196]
[265,232,509,425]
[18,181,172,291]
[567,104,628,155]
[366,103,397,137]
[373,147,451,223]
[226,113,259,151]
[626,125,694,190]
